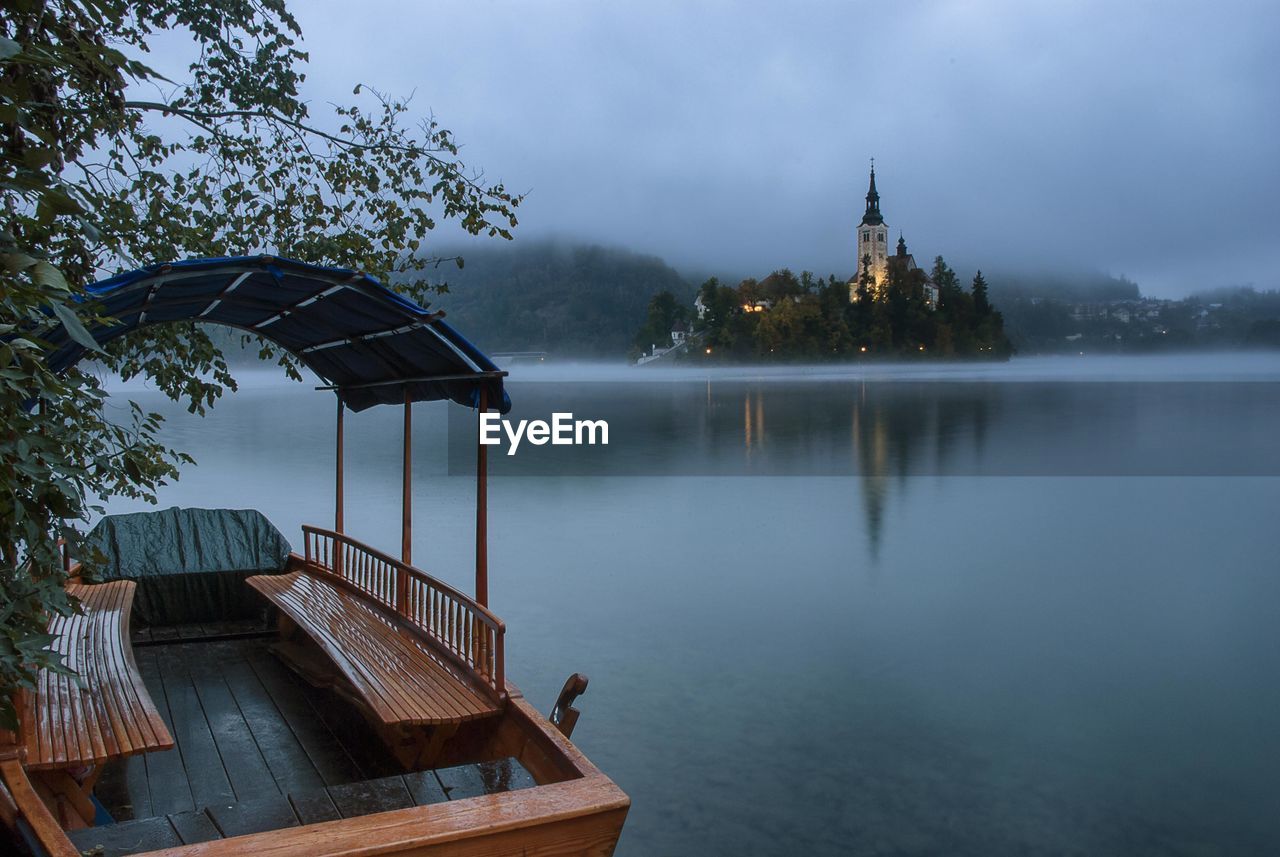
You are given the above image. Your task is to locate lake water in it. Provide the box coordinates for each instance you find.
[100,354,1280,856]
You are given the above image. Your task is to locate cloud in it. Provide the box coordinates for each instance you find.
[154,0,1280,296]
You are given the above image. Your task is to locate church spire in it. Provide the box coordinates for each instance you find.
[861,160,884,226]
[896,232,907,257]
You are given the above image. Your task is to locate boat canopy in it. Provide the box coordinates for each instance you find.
[43,255,509,413]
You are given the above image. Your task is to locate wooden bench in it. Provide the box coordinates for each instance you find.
[249,571,502,726]
[1,581,175,830]
[20,581,173,772]
[247,538,507,769]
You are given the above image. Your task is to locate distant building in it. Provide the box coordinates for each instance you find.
[693,293,708,319]
[886,234,939,309]
[849,162,937,307]
[670,319,689,345]
[852,163,890,298]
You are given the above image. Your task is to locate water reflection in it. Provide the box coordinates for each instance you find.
[460,376,1280,561]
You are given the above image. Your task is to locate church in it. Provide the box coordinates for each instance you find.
[849,163,939,308]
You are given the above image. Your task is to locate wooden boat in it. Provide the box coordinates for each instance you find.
[0,257,629,856]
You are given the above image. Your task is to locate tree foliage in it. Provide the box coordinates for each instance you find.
[0,0,519,727]
[633,289,689,355]
[666,258,1013,362]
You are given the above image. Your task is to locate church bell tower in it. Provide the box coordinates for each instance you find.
[855,161,889,298]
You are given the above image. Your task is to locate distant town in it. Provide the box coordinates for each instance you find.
[997,288,1280,354]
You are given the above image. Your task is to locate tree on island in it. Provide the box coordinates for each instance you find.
[972,270,992,316]
[0,1,518,727]
[633,289,689,354]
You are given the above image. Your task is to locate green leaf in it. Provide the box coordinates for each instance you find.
[50,301,105,354]
[0,37,20,61]
[31,260,69,291]
[1,251,37,274]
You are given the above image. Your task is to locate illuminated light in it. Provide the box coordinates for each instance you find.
[918,345,925,351]
[705,347,712,354]
[860,346,867,353]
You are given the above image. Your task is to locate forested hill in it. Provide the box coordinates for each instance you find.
[984,270,1141,303]
[421,242,695,356]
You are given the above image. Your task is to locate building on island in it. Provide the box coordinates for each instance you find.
[886,233,939,308]
[853,163,890,298]
[850,162,937,308]
[670,319,689,345]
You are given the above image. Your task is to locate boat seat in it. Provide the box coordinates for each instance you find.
[21,581,174,770]
[85,507,292,626]
[247,571,502,727]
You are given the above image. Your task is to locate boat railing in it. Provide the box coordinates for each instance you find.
[301,525,506,697]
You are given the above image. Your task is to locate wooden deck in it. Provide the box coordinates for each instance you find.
[78,635,535,856]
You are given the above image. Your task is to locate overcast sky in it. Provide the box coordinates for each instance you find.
[205,2,1280,296]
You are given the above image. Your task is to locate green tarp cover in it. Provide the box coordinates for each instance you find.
[85,507,292,626]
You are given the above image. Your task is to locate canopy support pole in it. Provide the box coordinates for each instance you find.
[475,386,489,608]
[335,396,345,535]
[402,390,412,566]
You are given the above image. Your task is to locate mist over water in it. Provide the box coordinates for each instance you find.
[101,354,1280,855]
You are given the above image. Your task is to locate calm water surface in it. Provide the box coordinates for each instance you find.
[101,355,1280,856]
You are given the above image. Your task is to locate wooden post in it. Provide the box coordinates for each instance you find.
[475,386,489,608]
[402,390,412,566]
[334,396,345,534]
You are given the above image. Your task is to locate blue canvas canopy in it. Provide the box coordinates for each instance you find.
[42,255,509,413]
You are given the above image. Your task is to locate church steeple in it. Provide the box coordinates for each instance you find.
[896,232,907,257]
[851,158,890,303]
[861,161,884,226]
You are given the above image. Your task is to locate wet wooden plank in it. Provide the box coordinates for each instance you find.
[289,788,341,825]
[327,775,414,818]
[203,618,268,637]
[92,755,149,822]
[135,647,195,816]
[244,649,366,786]
[181,644,280,802]
[68,815,182,856]
[168,809,222,844]
[290,674,403,780]
[122,752,153,819]
[435,759,537,801]
[206,793,300,838]
[154,645,236,808]
[403,770,449,806]
[219,650,326,794]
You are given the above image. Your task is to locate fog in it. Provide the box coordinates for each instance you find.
[142,2,1279,296]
